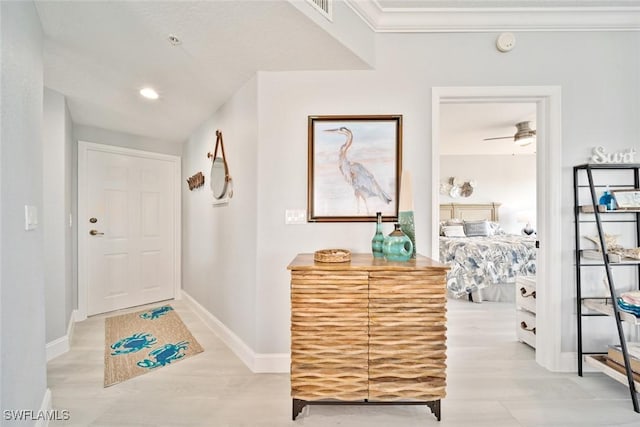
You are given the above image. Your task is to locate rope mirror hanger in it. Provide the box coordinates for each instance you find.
[207,130,233,200]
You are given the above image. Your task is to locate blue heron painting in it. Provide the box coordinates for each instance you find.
[312,119,398,218]
[325,126,391,214]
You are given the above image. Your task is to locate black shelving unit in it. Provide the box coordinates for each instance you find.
[574,163,640,413]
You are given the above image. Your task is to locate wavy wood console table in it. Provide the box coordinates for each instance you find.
[288,253,448,421]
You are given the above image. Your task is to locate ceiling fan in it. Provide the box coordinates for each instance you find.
[483,121,536,146]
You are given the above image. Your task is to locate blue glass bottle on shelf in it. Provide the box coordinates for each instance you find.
[371,212,384,258]
[382,223,413,262]
[599,186,616,210]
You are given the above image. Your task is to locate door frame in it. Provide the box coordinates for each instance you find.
[431,86,563,371]
[77,141,181,320]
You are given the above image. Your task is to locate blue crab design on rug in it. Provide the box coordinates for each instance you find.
[139,305,174,320]
[110,332,157,356]
[137,341,189,369]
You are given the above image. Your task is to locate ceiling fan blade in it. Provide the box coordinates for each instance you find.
[482,136,513,141]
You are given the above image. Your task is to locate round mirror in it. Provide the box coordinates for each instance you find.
[210,157,229,200]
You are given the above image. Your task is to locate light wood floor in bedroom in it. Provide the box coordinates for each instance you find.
[47,298,640,426]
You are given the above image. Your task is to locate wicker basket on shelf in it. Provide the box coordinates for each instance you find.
[314,249,351,263]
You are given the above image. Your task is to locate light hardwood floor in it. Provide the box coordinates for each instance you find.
[47,298,640,426]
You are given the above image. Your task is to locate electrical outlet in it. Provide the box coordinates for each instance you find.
[24,205,38,231]
[285,209,307,224]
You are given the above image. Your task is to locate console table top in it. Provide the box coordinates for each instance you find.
[287,253,448,271]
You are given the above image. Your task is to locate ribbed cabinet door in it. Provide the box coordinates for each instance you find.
[368,270,447,401]
[290,270,369,401]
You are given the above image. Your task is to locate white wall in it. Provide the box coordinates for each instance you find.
[288,0,375,68]
[1,0,3,412]
[440,154,536,234]
[43,88,75,343]
[254,69,416,354]
[65,98,75,316]
[0,0,48,419]
[180,29,639,364]
[251,31,640,357]
[182,76,259,351]
[74,124,183,156]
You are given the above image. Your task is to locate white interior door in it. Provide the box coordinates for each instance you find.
[81,144,179,316]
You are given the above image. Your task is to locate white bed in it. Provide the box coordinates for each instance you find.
[439,203,537,302]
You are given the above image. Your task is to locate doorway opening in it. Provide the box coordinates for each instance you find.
[431,86,563,371]
[439,101,538,361]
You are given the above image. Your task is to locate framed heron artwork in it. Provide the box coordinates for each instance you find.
[307,115,402,222]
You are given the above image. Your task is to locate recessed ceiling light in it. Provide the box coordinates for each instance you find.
[139,87,159,100]
[168,34,181,46]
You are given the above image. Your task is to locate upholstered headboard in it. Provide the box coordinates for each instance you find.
[439,203,501,222]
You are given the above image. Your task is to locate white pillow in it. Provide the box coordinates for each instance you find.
[439,220,447,236]
[443,225,466,237]
[488,221,506,236]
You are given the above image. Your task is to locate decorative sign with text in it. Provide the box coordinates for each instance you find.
[590,146,637,164]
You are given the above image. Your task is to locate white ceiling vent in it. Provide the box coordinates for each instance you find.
[307,0,332,21]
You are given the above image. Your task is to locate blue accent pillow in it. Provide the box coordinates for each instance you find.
[464,220,490,237]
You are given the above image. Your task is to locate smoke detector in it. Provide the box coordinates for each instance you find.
[496,32,516,52]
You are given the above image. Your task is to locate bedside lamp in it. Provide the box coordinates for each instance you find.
[516,211,536,236]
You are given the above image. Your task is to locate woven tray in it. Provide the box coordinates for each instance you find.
[314,249,351,263]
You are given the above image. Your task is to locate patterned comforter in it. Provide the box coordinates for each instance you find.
[439,235,537,297]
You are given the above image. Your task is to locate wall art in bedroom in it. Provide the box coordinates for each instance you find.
[307,115,402,222]
[440,177,475,198]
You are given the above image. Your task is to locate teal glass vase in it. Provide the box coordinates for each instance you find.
[371,212,384,258]
[382,223,413,262]
[398,211,416,259]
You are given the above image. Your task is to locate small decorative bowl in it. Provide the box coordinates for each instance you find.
[314,249,351,263]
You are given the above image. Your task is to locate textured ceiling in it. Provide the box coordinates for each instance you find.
[36,1,370,143]
[35,1,637,144]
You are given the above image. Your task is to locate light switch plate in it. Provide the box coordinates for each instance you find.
[285,209,307,224]
[24,205,38,231]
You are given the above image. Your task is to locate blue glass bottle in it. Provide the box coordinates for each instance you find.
[599,187,616,210]
[371,212,384,258]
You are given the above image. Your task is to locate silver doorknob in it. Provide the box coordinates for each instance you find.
[89,229,104,236]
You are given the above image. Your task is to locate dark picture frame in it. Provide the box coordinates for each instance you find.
[307,115,402,222]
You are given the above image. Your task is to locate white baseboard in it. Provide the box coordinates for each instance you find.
[181,290,289,373]
[254,352,290,373]
[35,388,52,427]
[46,310,77,361]
[46,336,69,362]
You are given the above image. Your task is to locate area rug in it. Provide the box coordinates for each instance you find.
[104,305,203,387]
